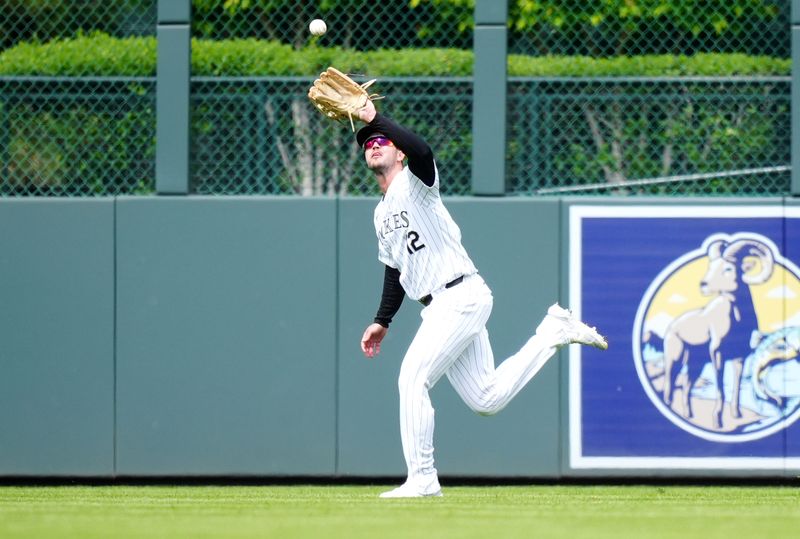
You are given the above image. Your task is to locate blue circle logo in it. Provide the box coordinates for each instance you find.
[633,233,800,442]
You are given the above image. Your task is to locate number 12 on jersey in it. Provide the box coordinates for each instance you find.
[406,230,426,254]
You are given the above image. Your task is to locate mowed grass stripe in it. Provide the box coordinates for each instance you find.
[1,485,799,539]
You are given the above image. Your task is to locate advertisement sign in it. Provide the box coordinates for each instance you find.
[569,205,800,469]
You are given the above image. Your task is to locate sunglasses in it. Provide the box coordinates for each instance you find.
[364,136,393,150]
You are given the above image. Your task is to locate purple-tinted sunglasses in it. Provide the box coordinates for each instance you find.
[364,136,393,150]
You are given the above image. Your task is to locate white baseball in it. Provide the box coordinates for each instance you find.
[309,19,327,36]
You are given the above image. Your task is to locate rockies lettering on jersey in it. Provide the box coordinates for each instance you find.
[378,211,410,240]
[373,164,477,301]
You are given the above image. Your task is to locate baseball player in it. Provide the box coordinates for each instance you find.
[354,99,607,498]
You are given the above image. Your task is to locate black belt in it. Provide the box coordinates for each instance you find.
[419,276,464,307]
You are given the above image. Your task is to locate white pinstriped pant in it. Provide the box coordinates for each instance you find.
[398,273,560,484]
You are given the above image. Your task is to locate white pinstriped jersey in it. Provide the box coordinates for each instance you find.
[374,164,477,301]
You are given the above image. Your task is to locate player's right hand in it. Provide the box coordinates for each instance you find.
[361,323,387,358]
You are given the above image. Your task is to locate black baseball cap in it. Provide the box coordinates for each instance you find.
[356,124,388,148]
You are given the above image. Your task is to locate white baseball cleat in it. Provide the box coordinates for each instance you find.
[379,482,443,498]
[540,303,608,350]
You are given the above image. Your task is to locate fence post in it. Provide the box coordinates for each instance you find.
[156,0,191,194]
[472,0,507,195]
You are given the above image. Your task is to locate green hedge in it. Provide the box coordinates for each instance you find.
[507,53,790,77]
[0,33,158,77]
[0,33,790,77]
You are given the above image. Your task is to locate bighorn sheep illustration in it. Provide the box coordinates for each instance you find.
[661,236,775,429]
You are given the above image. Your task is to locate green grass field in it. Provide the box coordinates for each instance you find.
[1,484,798,539]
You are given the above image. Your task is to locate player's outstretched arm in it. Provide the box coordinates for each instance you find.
[361,323,388,358]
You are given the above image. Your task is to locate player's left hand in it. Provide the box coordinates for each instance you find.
[361,323,387,358]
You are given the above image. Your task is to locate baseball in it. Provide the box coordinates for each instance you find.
[309,19,327,36]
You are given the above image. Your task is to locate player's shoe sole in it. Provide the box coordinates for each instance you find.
[546,303,608,350]
[379,484,443,498]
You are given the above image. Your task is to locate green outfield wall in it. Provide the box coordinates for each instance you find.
[2,197,800,478]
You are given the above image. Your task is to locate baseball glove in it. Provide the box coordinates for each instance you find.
[307,67,382,131]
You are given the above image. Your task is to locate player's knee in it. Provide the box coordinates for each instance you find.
[473,405,501,416]
[468,396,503,416]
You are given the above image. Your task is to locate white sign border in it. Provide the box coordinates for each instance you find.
[568,204,800,470]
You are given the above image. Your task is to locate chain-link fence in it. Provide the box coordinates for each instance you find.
[190,1,473,195]
[2,0,155,50]
[0,1,156,196]
[191,0,472,50]
[508,77,791,196]
[508,1,789,57]
[0,77,155,196]
[505,0,791,196]
[0,1,792,197]
[191,77,472,196]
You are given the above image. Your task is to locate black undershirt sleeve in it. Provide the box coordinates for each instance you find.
[374,265,405,328]
[366,113,436,187]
